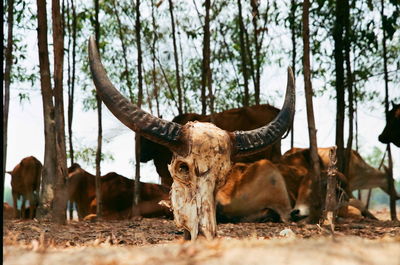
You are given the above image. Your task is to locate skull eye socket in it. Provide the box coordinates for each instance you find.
[176,161,189,175]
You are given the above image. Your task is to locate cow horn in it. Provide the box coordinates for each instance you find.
[232,67,295,158]
[88,36,183,150]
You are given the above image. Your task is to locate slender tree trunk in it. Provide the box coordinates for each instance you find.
[66,0,72,165]
[134,0,144,207]
[94,0,103,218]
[67,0,77,220]
[334,0,346,173]
[237,0,249,107]
[251,0,261,105]
[3,0,14,191]
[201,0,213,119]
[151,0,160,117]
[112,0,134,101]
[344,0,354,179]
[52,0,68,224]
[168,0,183,115]
[36,0,57,219]
[289,0,297,149]
[302,0,321,187]
[381,0,397,221]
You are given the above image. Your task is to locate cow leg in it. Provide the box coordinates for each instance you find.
[21,198,26,219]
[12,191,19,219]
[27,193,35,219]
[68,201,74,220]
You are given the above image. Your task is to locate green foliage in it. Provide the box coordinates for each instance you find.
[72,145,114,169]
[366,181,400,208]
[363,146,387,168]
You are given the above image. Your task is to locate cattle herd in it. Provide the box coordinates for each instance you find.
[4,38,399,241]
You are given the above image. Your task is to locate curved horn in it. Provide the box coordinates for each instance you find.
[88,36,182,149]
[232,67,296,158]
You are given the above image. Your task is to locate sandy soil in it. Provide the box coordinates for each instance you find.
[3,209,400,265]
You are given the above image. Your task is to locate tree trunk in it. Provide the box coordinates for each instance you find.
[302,0,321,190]
[334,0,346,173]
[94,0,103,218]
[3,0,14,192]
[289,0,297,149]
[151,0,160,117]
[237,0,249,107]
[112,0,134,101]
[134,0,144,207]
[67,0,77,220]
[36,0,57,219]
[201,0,213,119]
[381,0,397,221]
[168,0,183,115]
[344,0,354,179]
[251,0,261,105]
[52,0,68,224]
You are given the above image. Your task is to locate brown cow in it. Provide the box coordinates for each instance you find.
[379,102,400,147]
[140,104,282,187]
[89,36,295,239]
[282,148,388,222]
[216,159,292,223]
[67,164,96,220]
[7,156,42,219]
[88,172,171,220]
[286,147,397,196]
[67,164,171,220]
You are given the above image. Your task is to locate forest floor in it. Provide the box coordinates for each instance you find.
[3,208,400,265]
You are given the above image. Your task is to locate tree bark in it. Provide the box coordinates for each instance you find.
[289,0,297,149]
[94,0,103,218]
[302,0,321,187]
[201,0,214,119]
[334,0,346,173]
[36,0,57,219]
[151,0,160,117]
[52,0,68,224]
[250,0,261,105]
[381,0,397,221]
[134,0,144,207]
[112,0,134,101]
[344,0,354,179]
[168,0,183,115]
[237,0,250,107]
[3,0,14,192]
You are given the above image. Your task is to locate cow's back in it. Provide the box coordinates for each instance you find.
[10,156,42,195]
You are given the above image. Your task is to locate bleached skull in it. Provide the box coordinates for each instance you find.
[88,36,295,240]
[169,122,232,240]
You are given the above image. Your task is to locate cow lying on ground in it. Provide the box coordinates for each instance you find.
[216,159,292,223]
[7,156,42,219]
[140,104,283,186]
[285,147,398,197]
[67,163,96,220]
[282,148,385,221]
[67,164,171,220]
[379,102,400,147]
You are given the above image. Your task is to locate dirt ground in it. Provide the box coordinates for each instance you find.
[3,208,400,265]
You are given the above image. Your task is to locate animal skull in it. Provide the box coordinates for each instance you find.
[169,122,232,239]
[88,36,295,240]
